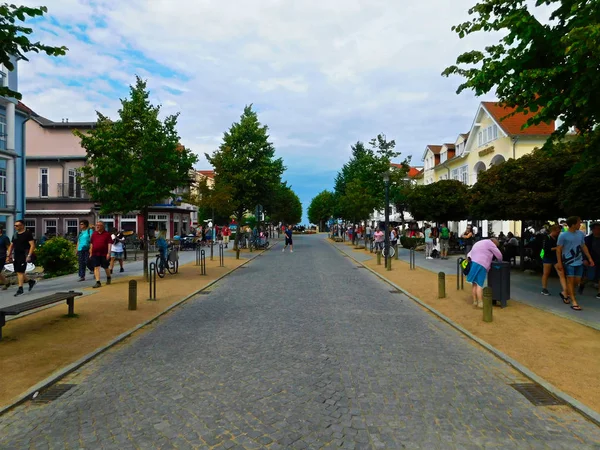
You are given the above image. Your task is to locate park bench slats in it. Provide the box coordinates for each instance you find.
[0,291,83,340]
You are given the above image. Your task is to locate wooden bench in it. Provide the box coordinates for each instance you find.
[0,291,83,340]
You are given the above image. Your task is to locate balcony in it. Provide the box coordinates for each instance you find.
[37,183,89,199]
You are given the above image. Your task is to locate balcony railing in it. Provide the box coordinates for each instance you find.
[37,183,89,199]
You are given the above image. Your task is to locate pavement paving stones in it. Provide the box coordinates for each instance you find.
[0,235,599,449]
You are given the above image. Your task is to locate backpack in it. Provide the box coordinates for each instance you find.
[440,227,450,239]
[459,257,472,276]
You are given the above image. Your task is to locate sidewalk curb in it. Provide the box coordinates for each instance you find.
[0,246,274,417]
[328,240,600,427]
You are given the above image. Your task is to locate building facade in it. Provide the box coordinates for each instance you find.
[0,57,28,231]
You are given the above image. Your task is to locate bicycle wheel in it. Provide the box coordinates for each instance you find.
[167,259,178,274]
[155,256,165,278]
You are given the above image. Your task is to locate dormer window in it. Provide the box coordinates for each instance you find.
[478,124,498,146]
[440,151,447,163]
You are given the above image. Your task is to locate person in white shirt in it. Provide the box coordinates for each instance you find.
[109,228,125,274]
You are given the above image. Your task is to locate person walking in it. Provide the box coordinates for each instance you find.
[282,225,294,253]
[556,216,595,311]
[0,227,12,290]
[540,224,568,300]
[424,223,434,260]
[89,221,113,288]
[462,225,474,255]
[466,238,503,308]
[222,225,231,248]
[109,228,125,275]
[579,222,600,299]
[5,220,36,297]
[76,220,93,281]
[374,227,384,253]
[439,222,450,260]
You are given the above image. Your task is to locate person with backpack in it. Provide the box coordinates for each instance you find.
[77,220,93,282]
[439,223,450,260]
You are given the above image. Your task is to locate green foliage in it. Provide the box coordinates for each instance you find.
[36,237,77,278]
[76,76,197,214]
[307,190,335,227]
[266,183,302,225]
[206,105,285,245]
[400,236,425,249]
[443,0,600,142]
[406,180,470,222]
[470,145,581,220]
[0,3,68,99]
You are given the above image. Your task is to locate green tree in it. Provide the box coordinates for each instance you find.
[206,105,285,249]
[75,76,197,277]
[266,182,302,226]
[406,180,470,223]
[307,190,335,230]
[443,0,600,150]
[0,3,68,99]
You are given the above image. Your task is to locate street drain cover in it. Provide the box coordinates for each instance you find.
[33,384,76,403]
[510,383,565,406]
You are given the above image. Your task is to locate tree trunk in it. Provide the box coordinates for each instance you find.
[519,221,525,271]
[143,206,149,280]
[233,209,243,250]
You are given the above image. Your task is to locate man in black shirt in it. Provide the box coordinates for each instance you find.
[6,220,36,297]
[0,228,10,290]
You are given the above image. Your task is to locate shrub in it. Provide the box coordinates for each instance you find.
[36,237,78,278]
[400,236,424,249]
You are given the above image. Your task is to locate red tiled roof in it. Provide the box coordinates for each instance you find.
[390,164,423,178]
[197,170,215,178]
[482,102,555,136]
[427,145,442,154]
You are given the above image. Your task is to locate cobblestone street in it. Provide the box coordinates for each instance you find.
[1,235,599,449]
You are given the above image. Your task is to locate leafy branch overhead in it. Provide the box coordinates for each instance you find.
[0,3,68,99]
[442,0,600,139]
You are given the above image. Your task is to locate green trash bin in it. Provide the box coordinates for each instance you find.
[487,261,511,308]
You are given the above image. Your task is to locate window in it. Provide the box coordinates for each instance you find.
[440,151,447,163]
[40,168,49,197]
[459,165,469,185]
[67,168,81,197]
[0,114,6,150]
[44,219,57,236]
[65,219,78,235]
[478,124,499,147]
[24,219,36,238]
[451,168,459,180]
[0,163,5,208]
[98,214,114,230]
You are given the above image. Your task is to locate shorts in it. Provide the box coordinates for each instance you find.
[542,256,558,265]
[466,261,487,288]
[91,255,110,269]
[439,239,449,252]
[223,236,230,244]
[285,238,293,246]
[111,251,124,259]
[564,264,584,278]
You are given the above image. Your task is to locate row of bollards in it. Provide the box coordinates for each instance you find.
[219,244,225,267]
[409,248,416,270]
[200,249,206,275]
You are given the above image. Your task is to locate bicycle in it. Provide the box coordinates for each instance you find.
[374,242,396,258]
[155,247,179,278]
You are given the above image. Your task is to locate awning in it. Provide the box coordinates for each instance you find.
[25,210,93,215]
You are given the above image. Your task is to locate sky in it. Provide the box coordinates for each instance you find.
[18,0,502,224]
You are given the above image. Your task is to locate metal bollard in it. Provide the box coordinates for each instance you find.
[377,252,382,265]
[148,262,157,300]
[456,258,465,290]
[210,241,214,261]
[396,244,399,260]
[483,287,493,322]
[128,280,137,310]
[438,272,446,298]
[219,244,225,267]
[409,249,416,270]
[195,246,201,266]
[387,254,392,271]
[236,248,240,260]
[200,249,206,275]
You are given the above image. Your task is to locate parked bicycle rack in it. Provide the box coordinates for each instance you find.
[456,258,465,290]
[409,249,416,270]
[148,262,157,300]
[195,246,202,266]
[219,244,225,267]
[200,249,206,276]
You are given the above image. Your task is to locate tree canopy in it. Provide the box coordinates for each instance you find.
[406,180,470,222]
[443,0,600,140]
[0,3,67,99]
[307,190,335,229]
[206,105,284,246]
[266,182,302,225]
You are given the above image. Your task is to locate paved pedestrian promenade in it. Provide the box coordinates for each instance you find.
[1,235,599,449]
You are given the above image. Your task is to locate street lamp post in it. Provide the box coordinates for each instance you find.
[382,171,390,267]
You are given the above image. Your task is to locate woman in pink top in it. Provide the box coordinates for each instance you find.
[373,229,384,252]
[466,238,502,308]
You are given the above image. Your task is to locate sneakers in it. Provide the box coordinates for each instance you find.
[28,279,36,291]
[14,287,23,297]
[596,293,600,299]
[426,257,433,260]
[119,267,124,273]
[106,277,111,285]
[290,250,293,253]
[78,277,85,282]
[541,288,550,296]
[93,281,101,288]
[282,248,285,253]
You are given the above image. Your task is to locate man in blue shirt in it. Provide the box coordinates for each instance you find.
[77,220,93,281]
[282,225,294,253]
[556,216,594,311]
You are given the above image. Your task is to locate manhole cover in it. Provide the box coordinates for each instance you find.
[33,384,76,403]
[510,383,565,406]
